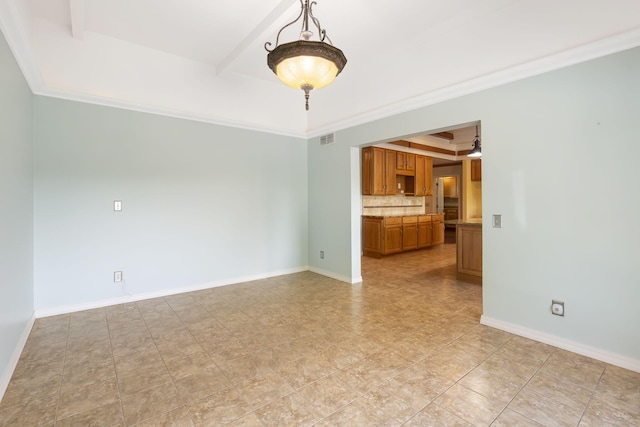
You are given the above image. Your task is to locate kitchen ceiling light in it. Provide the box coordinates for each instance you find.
[468,125,482,158]
[265,0,347,111]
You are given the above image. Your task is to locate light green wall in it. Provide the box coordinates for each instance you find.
[0,30,34,391]
[308,47,640,363]
[34,97,308,312]
[2,22,639,382]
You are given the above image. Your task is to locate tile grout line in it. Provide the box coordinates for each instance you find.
[52,315,71,425]
[490,347,558,426]
[138,297,196,426]
[105,305,131,426]
[576,366,607,427]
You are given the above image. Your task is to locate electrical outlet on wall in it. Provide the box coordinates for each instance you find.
[320,251,324,259]
[551,300,564,316]
[114,271,123,282]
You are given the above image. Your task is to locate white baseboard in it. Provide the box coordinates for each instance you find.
[35,267,308,318]
[0,313,35,402]
[481,315,640,373]
[307,266,361,284]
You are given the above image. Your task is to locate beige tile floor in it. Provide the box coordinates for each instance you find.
[1,239,639,426]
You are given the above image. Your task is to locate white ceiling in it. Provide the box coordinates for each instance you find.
[2,0,640,137]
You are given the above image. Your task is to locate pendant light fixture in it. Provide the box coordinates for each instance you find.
[468,125,482,158]
[265,0,347,111]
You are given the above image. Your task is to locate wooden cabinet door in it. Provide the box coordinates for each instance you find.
[444,209,458,221]
[432,216,445,245]
[402,217,418,251]
[424,156,433,196]
[457,225,482,276]
[384,149,396,194]
[415,156,425,196]
[415,156,433,196]
[362,217,383,257]
[362,147,373,195]
[396,152,416,175]
[402,224,417,250]
[417,221,432,248]
[471,159,482,181]
[443,177,457,198]
[362,147,386,195]
[383,226,403,254]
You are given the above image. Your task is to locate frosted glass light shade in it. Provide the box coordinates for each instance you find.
[276,55,339,90]
[267,40,347,91]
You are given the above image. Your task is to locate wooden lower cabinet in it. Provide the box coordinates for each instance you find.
[417,215,432,248]
[431,214,445,245]
[456,223,482,284]
[402,216,418,251]
[362,217,383,257]
[384,217,403,255]
[362,215,442,257]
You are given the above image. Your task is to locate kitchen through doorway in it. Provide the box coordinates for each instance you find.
[359,122,482,285]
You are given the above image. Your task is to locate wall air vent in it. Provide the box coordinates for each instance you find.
[320,133,335,146]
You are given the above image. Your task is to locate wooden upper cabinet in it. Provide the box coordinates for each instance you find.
[362,147,395,195]
[384,150,396,194]
[415,155,433,196]
[471,159,482,181]
[443,176,458,198]
[363,147,435,196]
[396,152,416,175]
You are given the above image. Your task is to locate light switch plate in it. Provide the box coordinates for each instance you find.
[492,214,502,228]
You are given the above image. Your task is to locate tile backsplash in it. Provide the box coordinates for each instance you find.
[362,195,432,216]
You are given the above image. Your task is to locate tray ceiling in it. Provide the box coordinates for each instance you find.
[2,0,640,137]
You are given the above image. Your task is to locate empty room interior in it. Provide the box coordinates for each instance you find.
[1,1,639,425]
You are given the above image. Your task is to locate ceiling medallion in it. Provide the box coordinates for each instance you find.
[265,0,347,111]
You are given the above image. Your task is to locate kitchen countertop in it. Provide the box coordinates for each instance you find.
[362,213,442,218]
[445,218,483,226]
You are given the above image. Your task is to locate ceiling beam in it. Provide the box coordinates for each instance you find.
[217,0,298,75]
[430,132,455,140]
[69,0,85,40]
[390,140,469,156]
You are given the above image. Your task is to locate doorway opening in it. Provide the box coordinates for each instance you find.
[358,122,482,285]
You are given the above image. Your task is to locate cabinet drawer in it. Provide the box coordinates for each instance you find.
[384,217,402,226]
[418,215,432,223]
[402,216,418,224]
[432,214,445,222]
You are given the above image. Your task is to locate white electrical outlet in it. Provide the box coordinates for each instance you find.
[114,271,123,282]
[320,251,324,259]
[114,200,122,211]
[551,300,564,316]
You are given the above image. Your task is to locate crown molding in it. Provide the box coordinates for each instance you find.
[307,27,640,139]
[0,0,44,91]
[34,86,309,139]
[2,1,640,141]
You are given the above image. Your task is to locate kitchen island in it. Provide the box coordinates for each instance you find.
[446,219,482,284]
